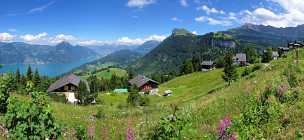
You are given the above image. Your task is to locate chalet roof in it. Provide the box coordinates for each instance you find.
[201,61,214,66]
[234,53,246,62]
[272,51,279,57]
[279,47,289,51]
[129,75,158,88]
[47,74,81,92]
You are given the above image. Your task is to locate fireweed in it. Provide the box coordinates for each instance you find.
[126,119,135,140]
[218,116,234,140]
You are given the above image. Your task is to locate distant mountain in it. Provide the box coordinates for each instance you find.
[0,41,98,64]
[133,40,160,55]
[130,29,237,75]
[70,49,142,73]
[224,23,304,49]
[85,40,160,57]
[86,44,138,57]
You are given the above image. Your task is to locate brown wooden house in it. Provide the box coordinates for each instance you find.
[129,75,159,93]
[47,74,82,103]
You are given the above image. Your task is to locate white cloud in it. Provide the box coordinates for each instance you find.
[8,31,166,46]
[180,0,188,7]
[0,33,14,42]
[116,35,166,46]
[171,17,182,22]
[8,29,17,32]
[192,31,198,35]
[49,34,77,44]
[239,0,304,27]
[195,16,206,22]
[127,0,156,8]
[195,16,232,26]
[20,32,48,42]
[197,5,225,15]
[28,1,55,14]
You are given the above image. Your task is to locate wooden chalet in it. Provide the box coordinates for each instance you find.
[201,61,215,71]
[47,74,84,103]
[233,53,247,66]
[272,51,279,60]
[129,75,159,93]
[278,47,289,56]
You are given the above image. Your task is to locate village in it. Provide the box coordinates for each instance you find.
[47,42,302,105]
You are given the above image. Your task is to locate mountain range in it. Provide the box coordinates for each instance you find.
[0,41,99,64]
[129,24,304,75]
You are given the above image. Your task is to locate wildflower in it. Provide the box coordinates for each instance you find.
[218,116,232,140]
[87,124,95,139]
[101,127,109,140]
[126,119,135,140]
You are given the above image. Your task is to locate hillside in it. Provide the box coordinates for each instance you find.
[71,49,142,74]
[0,41,98,64]
[4,49,304,139]
[130,29,237,75]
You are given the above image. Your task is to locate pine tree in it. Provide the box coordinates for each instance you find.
[26,66,33,81]
[181,59,194,74]
[15,68,21,85]
[222,52,238,85]
[33,69,41,88]
[262,48,273,63]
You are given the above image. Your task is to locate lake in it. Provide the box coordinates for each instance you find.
[0,58,95,77]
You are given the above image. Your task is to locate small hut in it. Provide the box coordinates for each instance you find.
[129,75,159,93]
[233,53,247,66]
[201,61,215,71]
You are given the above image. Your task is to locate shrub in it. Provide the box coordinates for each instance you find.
[231,86,282,139]
[0,76,12,113]
[75,125,88,140]
[96,108,106,119]
[150,104,184,140]
[284,64,301,88]
[5,91,61,139]
[127,93,150,107]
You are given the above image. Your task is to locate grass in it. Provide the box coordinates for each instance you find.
[3,49,304,139]
[80,68,127,80]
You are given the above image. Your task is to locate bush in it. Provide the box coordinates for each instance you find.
[75,125,88,140]
[5,91,61,139]
[231,86,282,139]
[96,108,106,119]
[284,64,301,88]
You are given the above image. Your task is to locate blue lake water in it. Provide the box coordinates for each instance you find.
[0,58,95,77]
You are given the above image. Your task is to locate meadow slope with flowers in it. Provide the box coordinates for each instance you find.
[1,50,304,139]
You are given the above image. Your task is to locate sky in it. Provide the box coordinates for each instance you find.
[0,0,304,46]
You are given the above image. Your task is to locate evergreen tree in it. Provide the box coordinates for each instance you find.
[245,47,259,64]
[88,75,98,94]
[77,80,96,105]
[191,56,201,72]
[262,48,273,63]
[15,68,21,85]
[33,69,41,87]
[222,53,238,85]
[181,59,194,74]
[26,65,33,81]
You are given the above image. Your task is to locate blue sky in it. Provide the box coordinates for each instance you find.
[0,0,303,46]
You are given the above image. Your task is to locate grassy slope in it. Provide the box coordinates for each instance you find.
[4,50,304,139]
[80,68,127,80]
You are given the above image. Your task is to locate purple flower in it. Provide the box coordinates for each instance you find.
[87,124,95,139]
[218,116,232,140]
[126,119,135,140]
[229,133,237,140]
